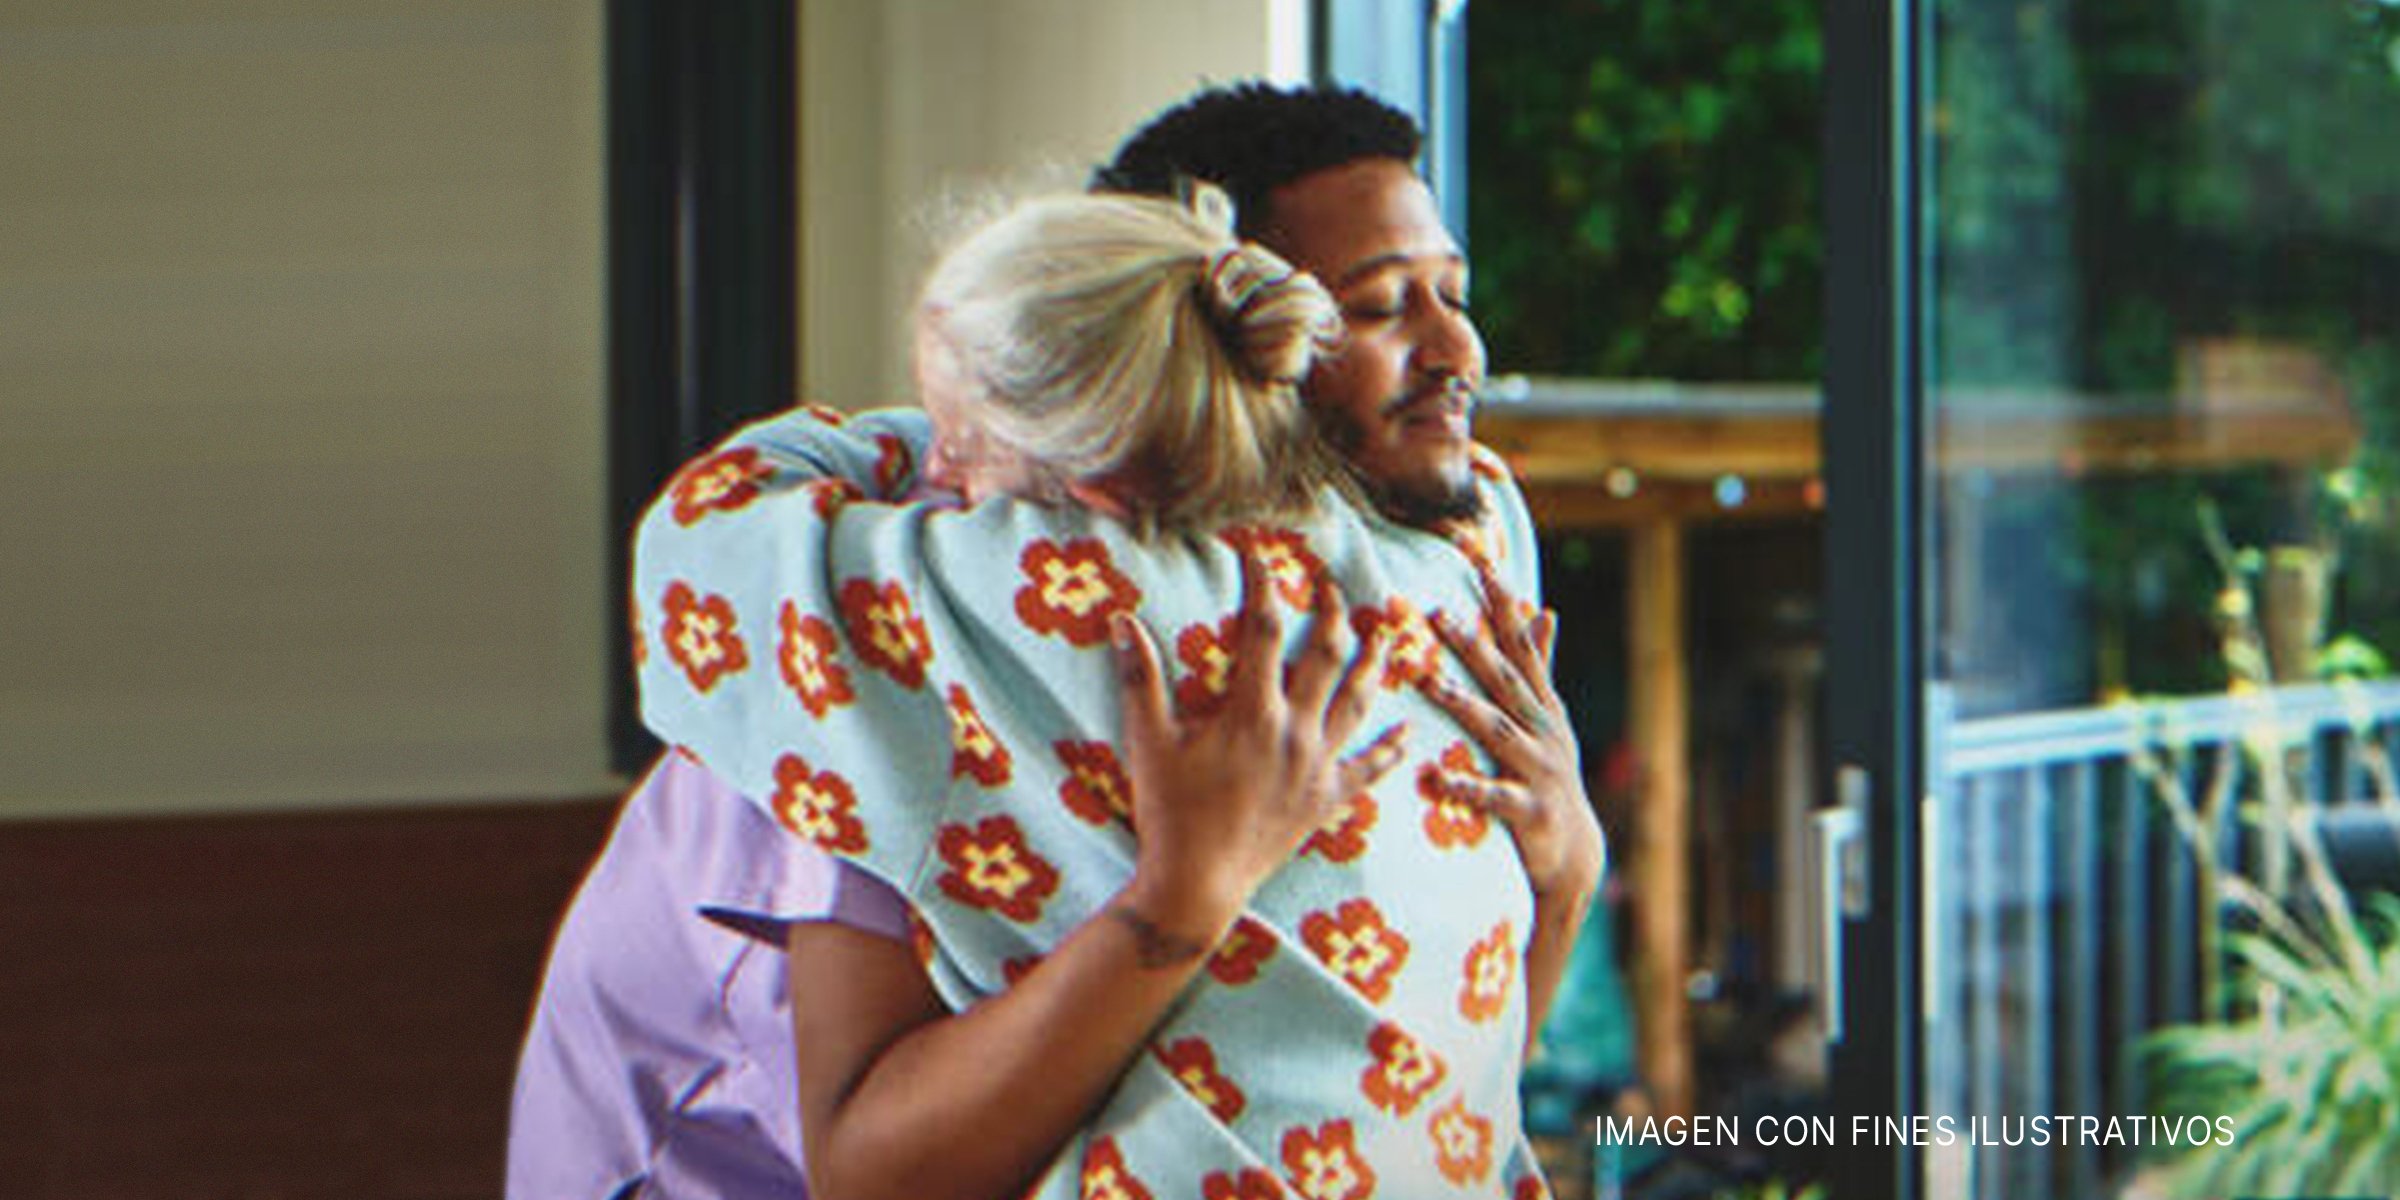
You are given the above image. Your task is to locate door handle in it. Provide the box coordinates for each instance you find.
[1813,764,1872,1043]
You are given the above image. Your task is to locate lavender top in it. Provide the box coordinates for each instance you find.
[508,752,911,1200]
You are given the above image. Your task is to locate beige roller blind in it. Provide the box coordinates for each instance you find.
[0,1,611,816]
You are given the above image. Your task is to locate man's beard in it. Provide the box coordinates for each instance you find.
[1313,406,1486,530]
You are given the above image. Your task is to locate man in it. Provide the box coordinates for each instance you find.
[510,82,1600,1200]
[1096,84,1491,531]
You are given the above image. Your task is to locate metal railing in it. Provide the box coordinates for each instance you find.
[1927,680,2400,1199]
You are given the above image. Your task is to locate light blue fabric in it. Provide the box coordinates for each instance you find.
[633,405,1556,1199]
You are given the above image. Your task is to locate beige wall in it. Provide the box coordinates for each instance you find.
[0,0,1293,817]
[799,0,1305,407]
[0,1,610,817]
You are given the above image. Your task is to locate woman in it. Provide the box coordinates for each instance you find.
[616,185,1588,1199]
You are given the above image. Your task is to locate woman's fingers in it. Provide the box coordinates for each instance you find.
[1284,576,1351,722]
[1430,609,1550,738]
[1321,620,1391,752]
[1425,767,1539,829]
[1224,550,1284,714]
[1334,722,1411,795]
[1468,565,1569,718]
[1476,564,1558,685]
[1419,667,1546,781]
[1475,561,1536,656]
[1110,610,1175,753]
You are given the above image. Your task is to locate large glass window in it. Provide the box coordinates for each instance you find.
[1922,2,2400,1196]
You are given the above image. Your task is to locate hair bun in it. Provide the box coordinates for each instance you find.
[1200,240,1339,386]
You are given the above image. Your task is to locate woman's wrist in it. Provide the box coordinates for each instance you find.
[1529,849,1603,912]
[1112,868,1242,965]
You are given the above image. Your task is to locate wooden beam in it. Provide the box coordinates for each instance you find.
[1479,409,1819,484]
[1475,390,2358,498]
[1521,477,1820,531]
[1627,517,1694,1118]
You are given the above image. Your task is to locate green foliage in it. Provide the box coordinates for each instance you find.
[1467,0,2400,695]
[2143,890,2400,1196]
[1466,0,1822,380]
[2317,634,2392,681]
[1709,1180,1828,1200]
[2138,531,2400,1195]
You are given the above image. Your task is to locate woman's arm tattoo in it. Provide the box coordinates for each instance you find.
[1105,903,1213,968]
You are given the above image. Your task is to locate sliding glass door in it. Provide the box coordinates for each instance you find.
[1827,2,2400,1197]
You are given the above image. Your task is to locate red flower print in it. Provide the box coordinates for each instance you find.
[1207,917,1277,986]
[629,593,648,667]
[837,578,933,689]
[769,753,868,855]
[1513,1175,1552,1200]
[1173,615,1241,718]
[660,581,750,693]
[1300,898,1410,1003]
[1359,1022,1447,1117]
[935,815,1059,923]
[1217,526,1323,609]
[807,478,865,519]
[1304,792,1378,863]
[1080,1136,1154,1200]
[1014,538,1142,647]
[1002,954,1044,987]
[1055,740,1133,828]
[873,433,912,497]
[1154,1036,1246,1123]
[670,446,775,525]
[1279,1120,1376,1200]
[777,602,855,718]
[945,684,1013,786]
[1349,597,1438,690]
[800,402,848,426]
[1428,1097,1494,1186]
[1203,1168,1287,1200]
[1418,741,1491,850]
[1458,921,1517,1025]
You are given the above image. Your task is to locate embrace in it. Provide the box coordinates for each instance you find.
[515,82,1605,1200]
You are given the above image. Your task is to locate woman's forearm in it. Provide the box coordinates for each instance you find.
[1519,865,1600,1059]
[794,565,1392,1200]
[791,873,1235,1200]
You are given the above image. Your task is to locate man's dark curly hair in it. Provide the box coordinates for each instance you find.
[1091,82,1422,239]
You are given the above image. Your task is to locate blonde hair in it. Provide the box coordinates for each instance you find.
[918,184,1342,534]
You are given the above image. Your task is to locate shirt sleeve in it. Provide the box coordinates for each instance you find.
[646,752,913,947]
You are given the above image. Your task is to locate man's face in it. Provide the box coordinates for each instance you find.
[1261,158,1487,526]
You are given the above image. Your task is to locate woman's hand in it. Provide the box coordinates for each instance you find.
[791,550,1413,1200]
[1110,551,1408,952]
[1416,567,1604,903]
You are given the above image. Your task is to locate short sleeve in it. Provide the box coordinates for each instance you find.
[646,753,911,946]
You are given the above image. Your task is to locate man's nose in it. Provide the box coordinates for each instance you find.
[1412,305,1485,385]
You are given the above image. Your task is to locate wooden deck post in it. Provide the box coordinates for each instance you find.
[1628,516,1694,1118]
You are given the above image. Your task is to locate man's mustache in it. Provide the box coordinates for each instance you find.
[1380,376,1477,419]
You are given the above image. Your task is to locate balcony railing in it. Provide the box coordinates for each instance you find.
[1928,680,2400,1199]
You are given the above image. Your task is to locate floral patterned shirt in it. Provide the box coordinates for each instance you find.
[632,406,1555,1200]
